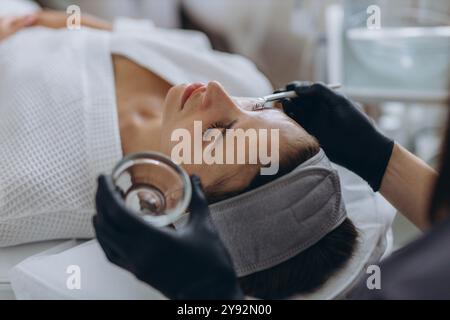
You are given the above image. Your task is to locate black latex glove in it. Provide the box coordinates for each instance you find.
[93,174,243,300]
[280,82,394,191]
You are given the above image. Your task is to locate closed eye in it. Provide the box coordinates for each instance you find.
[203,120,237,138]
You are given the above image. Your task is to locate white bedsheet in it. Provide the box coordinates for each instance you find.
[0,240,66,299]
[9,240,165,300]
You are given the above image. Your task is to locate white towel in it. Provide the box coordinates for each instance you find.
[0,28,122,246]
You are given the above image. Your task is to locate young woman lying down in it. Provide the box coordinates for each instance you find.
[0,8,357,299]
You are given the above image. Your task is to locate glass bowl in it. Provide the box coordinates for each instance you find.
[112,152,192,227]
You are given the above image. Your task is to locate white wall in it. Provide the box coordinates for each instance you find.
[184,0,332,86]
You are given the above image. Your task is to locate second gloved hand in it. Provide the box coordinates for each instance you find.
[93,175,243,300]
[281,82,394,191]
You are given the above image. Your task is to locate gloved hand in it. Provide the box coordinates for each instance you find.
[280,82,394,191]
[93,174,243,300]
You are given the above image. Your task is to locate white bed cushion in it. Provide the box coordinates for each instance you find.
[8,167,396,300]
[0,240,66,299]
[9,240,165,300]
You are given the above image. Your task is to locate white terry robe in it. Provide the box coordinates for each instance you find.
[0,18,273,247]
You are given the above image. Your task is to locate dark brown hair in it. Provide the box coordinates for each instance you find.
[239,218,358,299]
[429,96,450,223]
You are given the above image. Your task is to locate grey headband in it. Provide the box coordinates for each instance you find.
[175,149,347,277]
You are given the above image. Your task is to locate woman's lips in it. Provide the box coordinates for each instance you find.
[181,83,205,108]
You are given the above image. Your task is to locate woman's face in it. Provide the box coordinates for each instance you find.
[160,81,309,195]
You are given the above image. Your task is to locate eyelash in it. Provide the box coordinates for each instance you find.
[209,122,226,129]
[205,122,233,135]
[252,102,263,111]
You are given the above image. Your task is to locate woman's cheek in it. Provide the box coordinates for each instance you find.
[183,164,217,188]
[161,86,185,125]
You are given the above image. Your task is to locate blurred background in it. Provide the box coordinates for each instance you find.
[34,0,450,248]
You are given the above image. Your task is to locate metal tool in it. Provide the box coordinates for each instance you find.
[254,83,342,110]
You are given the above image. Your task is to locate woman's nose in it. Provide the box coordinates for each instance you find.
[202,81,241,113]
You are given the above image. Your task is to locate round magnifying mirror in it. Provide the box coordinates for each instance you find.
[111,152,192,227]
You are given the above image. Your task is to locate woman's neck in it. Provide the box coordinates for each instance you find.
[113,55,172,156]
